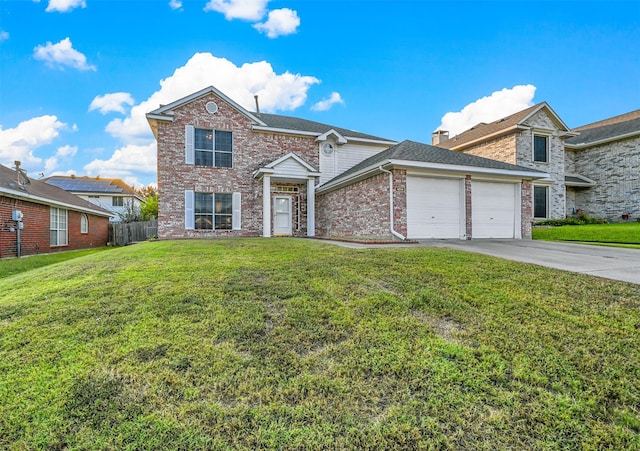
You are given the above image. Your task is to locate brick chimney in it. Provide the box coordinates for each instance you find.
[432,130,449,145]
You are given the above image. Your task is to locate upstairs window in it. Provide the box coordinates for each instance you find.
[533,135,548,162]
[188,127,233,168]
[112,196,124,207]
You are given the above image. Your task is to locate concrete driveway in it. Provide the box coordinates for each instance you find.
[316,238,640,285]
[421,239,640,285]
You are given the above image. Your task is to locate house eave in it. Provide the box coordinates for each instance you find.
[252,125,396,146]
[564,130,640,149]
[0,187,114,218]
[444,125,527,151]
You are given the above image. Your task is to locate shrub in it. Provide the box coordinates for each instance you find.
[536,213,607,227]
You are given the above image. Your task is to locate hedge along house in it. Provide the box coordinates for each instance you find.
[316,140,548,240]
[146,86,395,239]
[0,163,112,258]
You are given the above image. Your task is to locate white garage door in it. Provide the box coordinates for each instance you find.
[407,176,463,239]
[472,181,518,238]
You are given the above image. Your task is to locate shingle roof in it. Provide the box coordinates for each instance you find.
[573,109,640,131]
[0,165,112,216]
[44,176,138,195]
[253,112,393,142]
[566,116,640,146]
[437,104,543,150]
[323,140,546,187]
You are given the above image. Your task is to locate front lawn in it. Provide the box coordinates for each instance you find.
[1,239,638,449]
[533,222,640,246]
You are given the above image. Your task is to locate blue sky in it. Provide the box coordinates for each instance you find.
[1,0,638,188]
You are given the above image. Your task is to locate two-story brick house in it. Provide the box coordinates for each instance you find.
[436,104,640,222]
[147,86,548,241]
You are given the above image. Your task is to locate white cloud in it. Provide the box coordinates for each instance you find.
[311,92,345,112]
[204,0,268,21]
[438,84,537,136]
[169,0,183,10]
[33,37,96,71]
[253,8,300,38]
[0,115,68,170]
[0,31,9,42]
[104,52,319,143]
[83,143,157,188]
[89,92,135,115]
[44,144,78,173]
[45,0,86,13]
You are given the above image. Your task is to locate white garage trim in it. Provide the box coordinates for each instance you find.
[472,181,521,238]
[406,175,465,239]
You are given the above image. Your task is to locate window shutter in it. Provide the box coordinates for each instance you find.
[185,190,195,229]
[232,192,241,230]
[185,125,195,165]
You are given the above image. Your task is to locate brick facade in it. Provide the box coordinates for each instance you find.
[156,92,319,238]
[571,135,640,221]
[0,195,109,258]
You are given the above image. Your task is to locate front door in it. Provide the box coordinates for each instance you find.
[273,196,292,236]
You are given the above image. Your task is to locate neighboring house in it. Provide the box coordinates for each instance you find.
[436,104,639,222]
[564,110,640,220]
[434,102,578,221]
[147,86,548,241]
[0,163,111,258]
[45,176,145,222]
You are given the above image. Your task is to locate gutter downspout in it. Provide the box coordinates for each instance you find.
[379,166,407,241]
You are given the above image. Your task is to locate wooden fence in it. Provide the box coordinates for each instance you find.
[109,219,158,246]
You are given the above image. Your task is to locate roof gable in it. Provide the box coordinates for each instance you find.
[146,86,267,129]
[437,102,571,150]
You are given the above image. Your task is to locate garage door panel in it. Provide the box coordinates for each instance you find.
[407,177,463,239]
[472,182,517,238]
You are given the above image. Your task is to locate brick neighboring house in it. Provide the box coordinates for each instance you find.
[147,86,547,241]
[564,110,640,220]
[436,104,640,222]
[45,176,145,222]
[1,164,112,258]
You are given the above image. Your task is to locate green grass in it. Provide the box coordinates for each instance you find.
[533,222,640,246]
[1,239,639,449]
[0,247,112,279]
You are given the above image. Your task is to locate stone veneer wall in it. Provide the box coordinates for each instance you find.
[520,180,533,239]
[573,136,640,221]
[459,134,518,165]
[315,170,407,239]
[156,92,319,238]
[514,109,566,220]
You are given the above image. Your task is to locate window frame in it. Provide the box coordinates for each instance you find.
[112,196,124,207]
[533,185,549,219]
[80,213,89,234]
[533,134,549,163]
[194,128,233,168]
[50,207,68,246]
[194,192,233,230]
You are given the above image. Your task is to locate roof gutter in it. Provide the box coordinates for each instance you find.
[378,165,406,241]
[0,187,113,218]
[564,130,640,149]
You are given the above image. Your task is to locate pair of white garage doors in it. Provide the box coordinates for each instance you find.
[406,176,520,239]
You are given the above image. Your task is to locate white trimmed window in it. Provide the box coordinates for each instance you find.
[81,214,89,234]
[184,190,241,230]
[533,134,549,162]
[112,196,124,207]
[185,125,233,168]
[50,207,68,246]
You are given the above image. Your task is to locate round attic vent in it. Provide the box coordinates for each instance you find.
[205,101,218,114]
[321,142,335,156]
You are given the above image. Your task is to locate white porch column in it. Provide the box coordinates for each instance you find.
[263,175,271,237]
[307,178,315,237]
